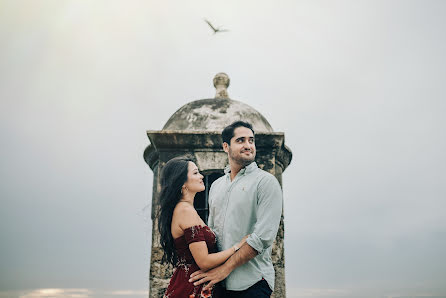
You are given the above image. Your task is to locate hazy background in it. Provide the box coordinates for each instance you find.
[1,1,445,297]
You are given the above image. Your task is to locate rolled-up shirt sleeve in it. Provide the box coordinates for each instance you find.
[246,174,283,254]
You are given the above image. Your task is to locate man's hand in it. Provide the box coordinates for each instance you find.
[189,243,258,291]
[189,264,230,291]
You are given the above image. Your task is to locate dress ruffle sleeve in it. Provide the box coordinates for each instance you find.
[183,225,206,245]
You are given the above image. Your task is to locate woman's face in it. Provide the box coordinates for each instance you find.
[183,162,205,193]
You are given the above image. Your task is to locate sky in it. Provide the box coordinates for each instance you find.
[1,1,445,297]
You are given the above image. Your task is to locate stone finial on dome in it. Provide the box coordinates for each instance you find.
[213,72,230,98]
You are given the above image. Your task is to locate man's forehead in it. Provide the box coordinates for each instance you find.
[232,127,254,139]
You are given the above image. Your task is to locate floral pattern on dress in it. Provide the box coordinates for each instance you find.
[164,225,220,298]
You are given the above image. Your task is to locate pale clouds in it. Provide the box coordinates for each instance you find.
[0,289,148,298]
[287,287,351,297]
[0,0,445,297]
[108,290,148,296]
[287,287,446,298]
[20,288,90,298]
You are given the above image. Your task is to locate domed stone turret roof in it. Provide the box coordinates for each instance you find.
[163,98,273,132]
[162,73,273,132]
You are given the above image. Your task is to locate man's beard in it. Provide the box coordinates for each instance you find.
[229,148,255,167]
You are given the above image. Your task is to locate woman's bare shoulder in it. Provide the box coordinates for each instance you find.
[173,203,201,230]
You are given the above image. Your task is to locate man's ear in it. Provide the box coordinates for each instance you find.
[222,142,229,153]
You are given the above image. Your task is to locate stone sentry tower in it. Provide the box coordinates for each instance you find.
[143,73,292,297]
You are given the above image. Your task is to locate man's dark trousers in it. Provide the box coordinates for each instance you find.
[225,279,272,298]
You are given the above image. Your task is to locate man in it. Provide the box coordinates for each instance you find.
[189,121,283,297]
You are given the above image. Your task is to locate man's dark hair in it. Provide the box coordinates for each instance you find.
[222,121,255,145]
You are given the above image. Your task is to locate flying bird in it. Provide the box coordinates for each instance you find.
[204,19,229,34]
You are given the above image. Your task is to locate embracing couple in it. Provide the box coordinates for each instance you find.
[158,121,283,298]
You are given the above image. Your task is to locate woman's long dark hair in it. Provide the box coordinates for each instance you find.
[158,156,192,265]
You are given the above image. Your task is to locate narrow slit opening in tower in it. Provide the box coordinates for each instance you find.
[194,171,224,224]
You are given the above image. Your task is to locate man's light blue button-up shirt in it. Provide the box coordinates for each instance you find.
[208,162,283,291]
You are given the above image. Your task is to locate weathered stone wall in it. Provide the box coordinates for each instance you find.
[149,218,173,298]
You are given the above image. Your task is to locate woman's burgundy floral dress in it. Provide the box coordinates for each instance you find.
[163,225,222,298]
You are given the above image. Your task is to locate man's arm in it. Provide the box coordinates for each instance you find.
[224,241,258,270]
[244,174,282,254]
[189,242,257,290]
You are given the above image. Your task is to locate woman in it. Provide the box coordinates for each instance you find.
[158,156,247,298]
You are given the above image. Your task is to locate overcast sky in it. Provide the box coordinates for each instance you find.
[1,1,446,298]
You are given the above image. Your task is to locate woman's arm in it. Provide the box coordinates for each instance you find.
[189,236,247,272]
[176,204,247,271]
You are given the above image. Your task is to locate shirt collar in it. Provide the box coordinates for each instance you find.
[224,162,258,175]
